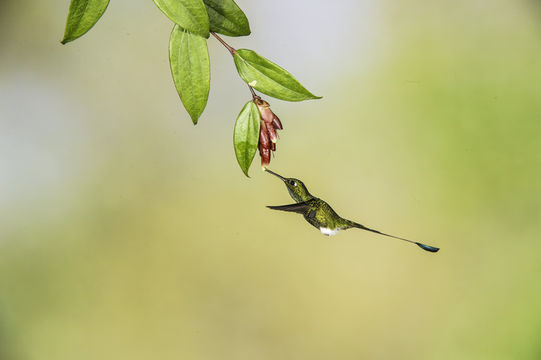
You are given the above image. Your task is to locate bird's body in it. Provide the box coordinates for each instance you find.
[301,198,345,234]
[270,197,352,235]
[265,169,440,253]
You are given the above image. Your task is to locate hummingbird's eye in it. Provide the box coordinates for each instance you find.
[289,180,297,186]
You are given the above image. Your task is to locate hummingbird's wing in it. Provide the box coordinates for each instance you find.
[266,202,310,214]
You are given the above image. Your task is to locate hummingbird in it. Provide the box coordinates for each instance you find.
[265,169,439,253]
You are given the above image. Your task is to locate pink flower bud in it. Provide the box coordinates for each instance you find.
[266,122,278,143]
[255,98,274,125]
[272,115,283,130]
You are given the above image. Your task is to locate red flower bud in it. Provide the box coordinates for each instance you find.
[259,121,270,149]
[255,97,283,167]
[260,143,271,167]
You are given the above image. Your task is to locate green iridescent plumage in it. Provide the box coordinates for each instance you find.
[265,169,439,253]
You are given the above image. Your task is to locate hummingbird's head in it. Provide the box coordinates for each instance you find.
[265,169,313,202]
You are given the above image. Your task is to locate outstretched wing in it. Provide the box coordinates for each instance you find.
[266,202,310,214]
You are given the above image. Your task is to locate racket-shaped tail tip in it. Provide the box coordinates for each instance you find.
[416,242,440,253]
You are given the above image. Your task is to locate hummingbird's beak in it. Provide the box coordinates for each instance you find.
[264,168,286,181]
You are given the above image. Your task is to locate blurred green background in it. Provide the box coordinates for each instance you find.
[1,0,541,359]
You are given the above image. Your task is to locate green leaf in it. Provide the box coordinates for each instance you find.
[233,49,321,102]
[203,0,250,37]
[169,25,210,124]
[234,101,260,177]
[61,0,110,44]
[153,0,210,38]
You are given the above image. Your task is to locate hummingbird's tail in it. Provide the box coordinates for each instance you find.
[346,220,439,253]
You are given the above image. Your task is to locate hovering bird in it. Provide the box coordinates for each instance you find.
[265,169,439,253]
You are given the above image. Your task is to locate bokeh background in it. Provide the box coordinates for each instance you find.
[1,0,541,359]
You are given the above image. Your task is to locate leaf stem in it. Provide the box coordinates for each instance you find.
[211,32,258,100]
[210,32,236,55]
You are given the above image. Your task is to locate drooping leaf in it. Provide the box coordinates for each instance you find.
[233,101,260,177]
[202,0,250,37]
[154,0,210,38]
[61,0,110,44]
[233,49,321,102]
[169,25,210,124]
